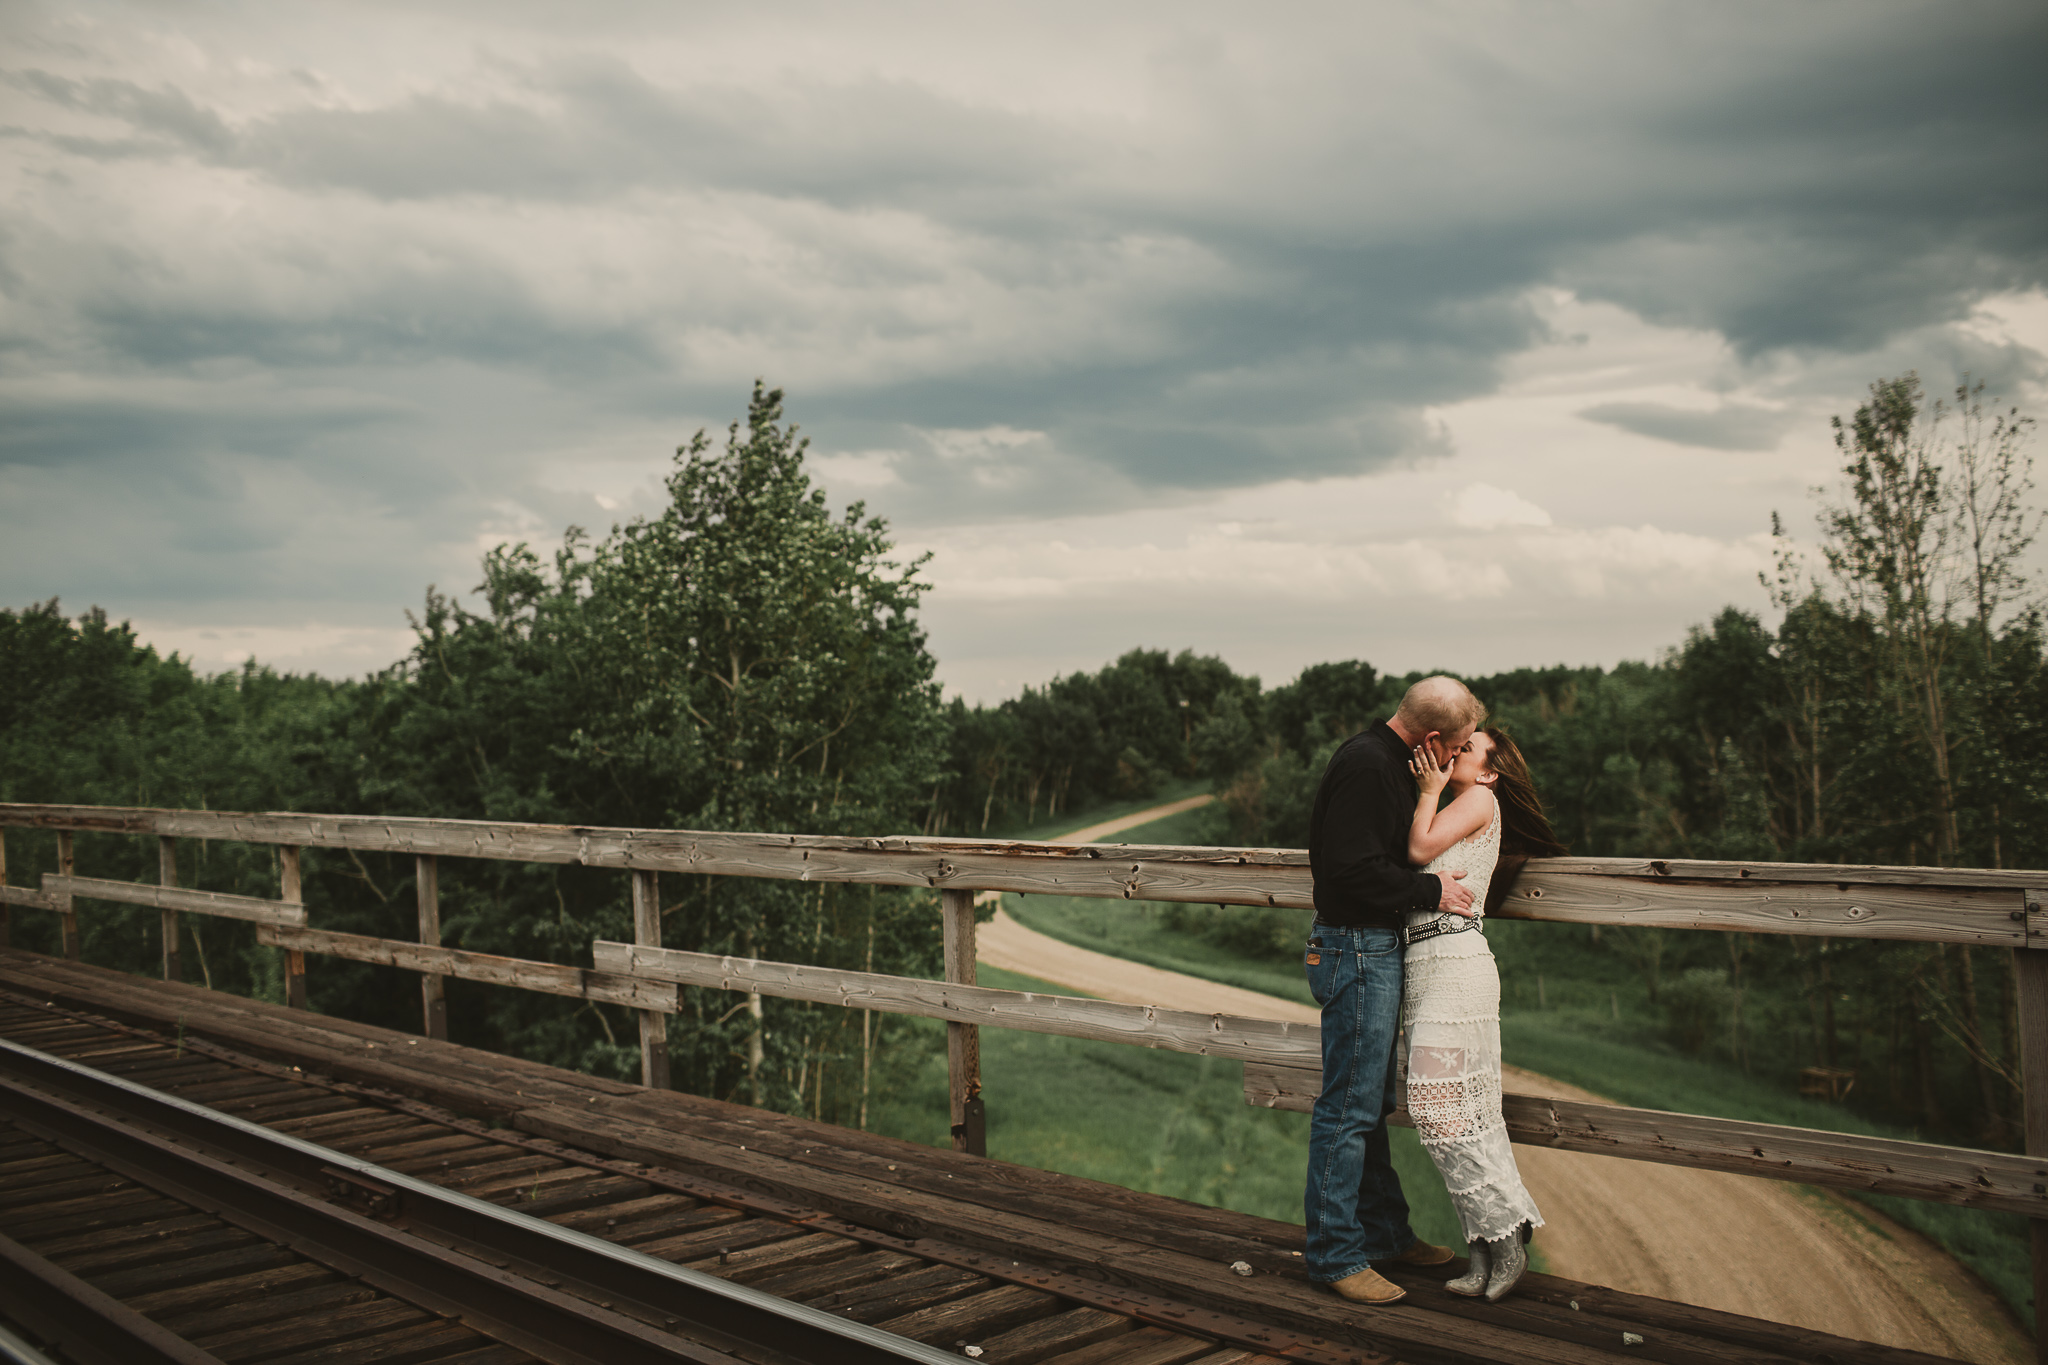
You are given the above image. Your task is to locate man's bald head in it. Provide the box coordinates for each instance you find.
[1394,676,1486,745]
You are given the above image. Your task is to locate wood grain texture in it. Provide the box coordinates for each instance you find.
[3,804,2040,943]
[594,942,1321,1067]
[157,838,181,984]
[0,885,61,912]
[632,869,668,1090]
[278,846,307,1011]
[415,855,445,1041]
[1243,1061,2048,1218]
[42,875,307,928]
[1501,871,2035,947]
[2021,928,2048,1157]
[257,924,678,1012]
[941,887,982,1157]
[2014,931,2048,1365]
[56,831,76,960]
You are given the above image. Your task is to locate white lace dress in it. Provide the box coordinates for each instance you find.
[1402,795,1544,1244]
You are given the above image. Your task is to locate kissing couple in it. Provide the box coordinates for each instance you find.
[1301,675,1566,1306]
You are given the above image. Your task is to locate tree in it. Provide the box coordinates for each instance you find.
[352,384,950,1117]
[1821,374,1963,858]
[1949,377,2042,637]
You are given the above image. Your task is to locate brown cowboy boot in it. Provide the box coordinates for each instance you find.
[1327,1266,1407,1305]
[1387,1239,1454,1267]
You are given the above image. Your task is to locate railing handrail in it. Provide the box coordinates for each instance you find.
[1,802,2042,948]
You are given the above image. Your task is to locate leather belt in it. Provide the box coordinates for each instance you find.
[1402,913,1486,947]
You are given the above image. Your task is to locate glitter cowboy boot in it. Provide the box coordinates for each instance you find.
[1444,1240,1490,1297]
[1482,1223,1530,1302]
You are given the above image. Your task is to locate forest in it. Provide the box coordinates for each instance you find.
[1,373,2041,1162]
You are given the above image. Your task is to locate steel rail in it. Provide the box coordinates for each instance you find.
[0,1038,960,1365]
[0,989,1371,1365]
[0,1318,72,1365]
[0,1228,222,1365]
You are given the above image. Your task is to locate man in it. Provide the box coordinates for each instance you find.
[1303,675,1484,1305]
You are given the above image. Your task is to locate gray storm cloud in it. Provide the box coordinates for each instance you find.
[0,0,2043,665]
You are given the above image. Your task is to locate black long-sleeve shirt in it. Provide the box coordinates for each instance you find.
[1308,722,1443,929]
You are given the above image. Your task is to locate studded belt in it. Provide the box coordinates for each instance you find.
[1402,913,1486,947]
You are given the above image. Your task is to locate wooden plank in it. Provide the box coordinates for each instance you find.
[416,855,445,1041]
[632,869,668,1090]
[1,829,8,950]
[280,846,306,1009]
[1502,870,2034,948]
[255,925,678,1012]
[750,1248,920,1301]
[591,1086,1310,1276]
[941,887,983,1157]
[972,1306,1130,1364]
[593,942,1320,1067]
[826,1264,987,1323]
[1243,1060,2048,1217]
[158,837,181,983]
[2015,923,2048,1365]
[1038,1326,1218,1365]
[42,875,308,928]
[56,831,76,959]
[874,1282,1062,1345]
[0,969,1963,1365]
[6,802,2043,929]
[508,1104,1625,1365]
[1535,853,2048,889]
[0,886,59,913]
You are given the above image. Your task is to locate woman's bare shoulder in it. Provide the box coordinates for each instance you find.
[1437,785,1495,838]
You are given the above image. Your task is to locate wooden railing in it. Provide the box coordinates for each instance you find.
[2,801,2044,1348]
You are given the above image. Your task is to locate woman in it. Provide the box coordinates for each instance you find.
[1403,727,1566,1301]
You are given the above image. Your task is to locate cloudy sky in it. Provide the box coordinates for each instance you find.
[4,2,2045,702]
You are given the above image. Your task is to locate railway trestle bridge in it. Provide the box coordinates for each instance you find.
[0,800,2040,1365]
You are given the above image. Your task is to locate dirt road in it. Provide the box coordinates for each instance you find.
[979,798,2029,1364]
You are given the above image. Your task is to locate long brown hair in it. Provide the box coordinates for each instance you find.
[1481,726,1565,917]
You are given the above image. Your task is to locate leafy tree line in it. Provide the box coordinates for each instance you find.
[1,384,948,1130]
[3,373,2040,1153]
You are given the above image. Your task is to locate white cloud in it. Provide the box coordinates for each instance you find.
[1450,484,1553,530]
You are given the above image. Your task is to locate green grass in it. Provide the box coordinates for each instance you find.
[864,964,1479,1257]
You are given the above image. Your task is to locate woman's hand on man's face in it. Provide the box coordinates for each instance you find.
[1410,744,1451,797]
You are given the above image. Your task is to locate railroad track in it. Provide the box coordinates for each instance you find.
[0,996,1300,1365]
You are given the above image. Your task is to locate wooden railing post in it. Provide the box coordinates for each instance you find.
[2015,914,2048,1365]
[0,829,9,951]
[417,855,446,1040]
[158,837,181,982]
[632,870,669,1089]
[56,831,77,960]
[280,846,306,1009]
[941,888,984,1156]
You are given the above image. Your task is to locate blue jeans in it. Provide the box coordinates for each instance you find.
[1302,922,1414,1281]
